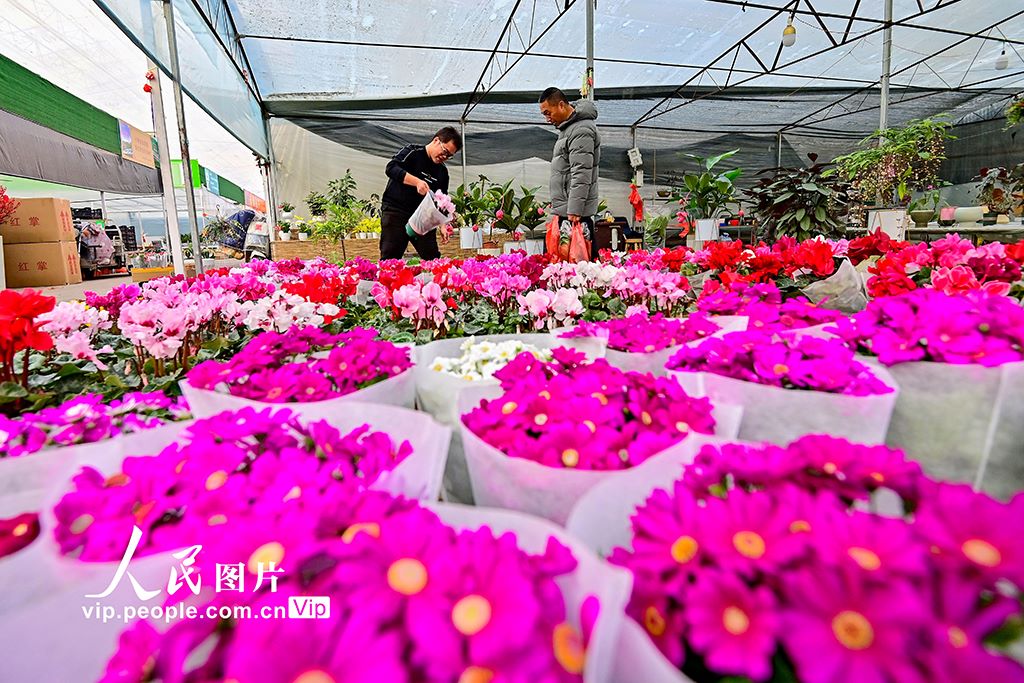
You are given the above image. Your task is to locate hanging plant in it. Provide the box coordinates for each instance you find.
[1006,97,1024,129]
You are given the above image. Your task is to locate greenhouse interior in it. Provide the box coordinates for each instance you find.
[1,0,1024,682]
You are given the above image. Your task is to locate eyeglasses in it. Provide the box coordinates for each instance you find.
[437,143,457,161]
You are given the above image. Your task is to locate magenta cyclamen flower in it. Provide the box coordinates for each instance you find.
[669,331,892,396]
[464,349,716,470]
[187,326,411,403]
[53,407,413,561]
[99,491,589,683]
[561,313,720,352]
[831,289,1024,367]
[0,391,190,458]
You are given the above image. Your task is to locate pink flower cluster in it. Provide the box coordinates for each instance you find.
[37,300,114,369]
[613,449,1024,683]
[463,348,717,470]
[391,280,449,327]
[607,265,692,313]
[696,281,843,332]
[831,289,1024,366]
[561,313,720,352]
[98,488,591,683]
[868,234,1023,298]
[0,391,190,458]
[188,326,410,403]
[668,331,893,396]
[54,407,413,560]
[517,288,584,330]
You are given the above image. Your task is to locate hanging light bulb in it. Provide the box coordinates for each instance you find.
[995,44,1009,71]
[782,15,797,47]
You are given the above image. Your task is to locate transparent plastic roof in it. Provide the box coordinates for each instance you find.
[221,0,1024,117]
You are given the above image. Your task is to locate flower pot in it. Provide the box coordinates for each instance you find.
[657,190,670,198]
[693,217,719,247]
[502,240,525,254]
[954,206,985,224]
[909,209,934,228]
[524,237,546,255]
[459,227,483,250]
[279,232,291,241]
[298,232,309,241]
[866,208,908,240]
[981,212,998,226]
[281,211,293,220]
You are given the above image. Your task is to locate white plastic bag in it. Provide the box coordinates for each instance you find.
[457,385,741,525]
[561,316,748,377]
[669,366,899,446]
[799,257,868,314]
[406,191,452,236]
[415,334,607,504]
[612,619,696,683]
[180,367,417,418]
[431,502,633,683]
[867,358,1024,499]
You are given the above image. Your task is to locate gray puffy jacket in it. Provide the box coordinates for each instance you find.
[549,100,601,218]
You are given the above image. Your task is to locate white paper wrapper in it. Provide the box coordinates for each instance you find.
[800,257,868,314]
[0,421,191,503]
[179,366,417,419]
[562,315,748,377]
[669,367,898,446]
[407,191,451,236]
[415,333,607,504]
[867,358,1024,499]
[612,619,696,683]
[458,385,742,525]
[430,502,633,683]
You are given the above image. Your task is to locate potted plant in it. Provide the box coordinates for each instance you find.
[975,167,1015,224]
[833,117,953,238]
[278,201,294,220]
[278,223,292,241]
[305,190,329,218]
[744,153,850,242]
[907,182,949,228]
[671,150,742,246]
[494,184,547,254]
[452,175,497,251]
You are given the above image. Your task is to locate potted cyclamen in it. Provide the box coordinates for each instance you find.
[672,150,742,248]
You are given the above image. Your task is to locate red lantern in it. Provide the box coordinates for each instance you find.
[143,83,153,93]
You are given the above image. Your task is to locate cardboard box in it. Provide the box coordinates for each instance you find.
[3,241,82,287]
[132,266,174,283]
[1,198,76,244]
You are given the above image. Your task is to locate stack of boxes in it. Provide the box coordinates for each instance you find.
[1,198,81,288]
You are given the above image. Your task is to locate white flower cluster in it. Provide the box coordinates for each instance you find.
[430,339,552,382]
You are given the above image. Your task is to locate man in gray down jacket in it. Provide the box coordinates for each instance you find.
[539,87,601,246]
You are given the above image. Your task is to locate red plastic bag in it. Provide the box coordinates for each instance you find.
[629,183,644,223]
[569,221,591,262]
[544,215,561,258]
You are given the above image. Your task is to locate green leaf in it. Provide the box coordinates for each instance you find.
[104,374,128,389]
[57,363,85,378]
[0,382,29,401]
[795,208,806,221]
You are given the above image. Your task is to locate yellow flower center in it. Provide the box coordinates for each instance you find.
[104,473,130,487]
[869,471,885,484]
[670,535,699,564]
[452,594,492,636]
[534,414,548,426]
[501,401,518,415]
[733,531,767,559]
[675,421,689,433]
[205,470,228,491]
[790,520,811,533]
[773,363,789,375]
[266,387,284,400]
[387,558,428,595]
[12,523,29,537]
[961,538,1001,568]
[341,522,381,543]
[458,667,494,683]
[132,501,155,524]
[336,362,348,372]
[247,542,285,574]
[208,514,228,526]
[583,420,597,433]
[70,514,94,535]
[561,449,580,467]
[591,392,608,406]
[832,610,874,650]
[822,462,838,475]
[947,626,968,649]
[539,390,551,400]
[722,606,750,636]
[292,671,335,683]
[644,605,667,636]
[847,547,882,571]
[174,459,187,474]
[641,411,653,426]
[282,486,302,502]
[552,623,586,674]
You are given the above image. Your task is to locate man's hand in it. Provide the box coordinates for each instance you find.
[568,214,582,223]
[415,178,430,196]
[439,225,452,245]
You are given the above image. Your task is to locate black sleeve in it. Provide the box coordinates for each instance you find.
[439,166,450,194]
[386,145,418,184]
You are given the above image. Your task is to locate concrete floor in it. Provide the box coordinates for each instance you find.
[12,275,133,303]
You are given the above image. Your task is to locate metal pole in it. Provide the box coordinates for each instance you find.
[147,59,185,275]
[460,119,467,187]
[879,0,893,138]
[99,191,108,224]
[262,114,279,240]
[585,0,595,100]
[162,0,204,275]
[776,131,783,166]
